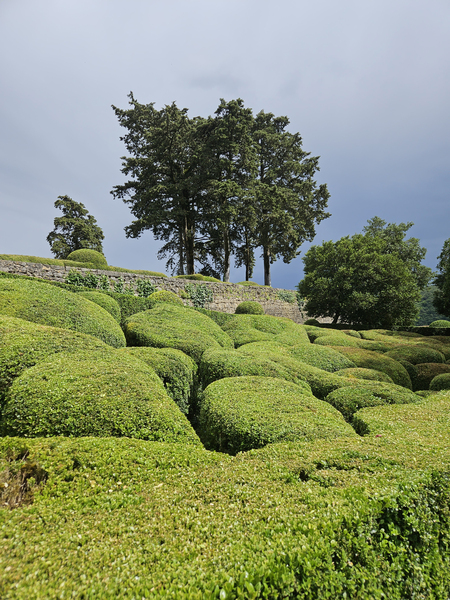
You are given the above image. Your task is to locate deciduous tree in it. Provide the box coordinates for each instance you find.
[433,239,450,317]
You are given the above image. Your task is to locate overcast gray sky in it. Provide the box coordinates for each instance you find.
[1,0,449,288]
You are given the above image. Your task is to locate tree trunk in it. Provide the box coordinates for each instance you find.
[184,216,195,275]
[223,230,231,282]
[263,245,271,287]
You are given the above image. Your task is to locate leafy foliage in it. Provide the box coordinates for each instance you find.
[66,249,107,268]
[433,238,450,318]
[234,301,264,315]
[184,283,213,308]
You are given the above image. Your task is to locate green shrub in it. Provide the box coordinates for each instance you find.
[287,344,356,372]
[385,346,446,365]
[341,329,362,338]
[1,350,200,444]
[0,315,110,407]
[175,274,221,282]
[66,249,108,267]
[184,283,214,308]
[314,334,391,352]
[430,320,450,328]
[123,304,234,363]
[119,347,197,415]
[235,301,264,315]
[335,367,394,384]
[414,363,450,390]
[236,280,263,286]
[276,290,297,303]
[194,308,236,328]
[147,290,184,305]
[135,279,157,297]
[77,291,121,322]
[331,346,413,389]
[396,359,419,390]
[199,376,356,454]
[430,373,450,391]
[198,347,307,389]
[105,293,157,326]
[0,277,126,348]
[304,318,321,326]
[325,381,419,421]
[222,314,310,347]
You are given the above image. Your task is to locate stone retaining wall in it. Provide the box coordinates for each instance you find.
[0,260,306,323]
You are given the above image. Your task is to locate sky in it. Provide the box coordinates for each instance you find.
[1,0,449,289]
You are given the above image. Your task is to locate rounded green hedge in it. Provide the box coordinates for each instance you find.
[341,329,362,338]
[123,304,234,363]
[385,346,446,365]
[325,381,420,422]
[335,368,394,384]
[303,318,321,326]
[119,346,197,415]
[414,363,450,390]
[198,347,308,390]
[1,349,200,444]
[77,291,121,322]
[287,344,356,373]
[235,301,264,315]
[66,249,108,267]
[222,314,309,347]
[199,376,357,454]
[0,278,126,348]
[430,373,450,391]
[0,315,110,407]
[430,320,450,328]
[147,290,184,306]
[314,334,391,352]
[331,346,412,389]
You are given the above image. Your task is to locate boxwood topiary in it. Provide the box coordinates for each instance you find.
[414,363,450,390]
[199,376,357,454]
[430,373,450,391]
[119,347,197,415]
[147,290,184,306]
[0,277,126,348]
[235,301,264,315]
[325,381,420,422]
[430,320,450,328]
[194,308,236,328]
[385,346,446,365]
[1,349,200,444]
[222,314,310,347]
[77,291,121,322]
[287,344,356,373]
[303,318,321,326]
[123,304,234,363]
[66,249,108,268]
[335,367,394,384]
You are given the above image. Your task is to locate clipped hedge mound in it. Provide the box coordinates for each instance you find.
[198,347,308,390]
[314,334,391,352]
[430,373,450,391]
[0,277,126,348]
[335,367,394,384]
[0,315,110,405]
[194,307,236,328]
[77,291,121,322]
[385,346,446,365]
[119,347,197,415]
[235,301,264,315]
[1,350,200,444]
[199,376,356,454]
[147,290,184,305]
[325,381,420,421]
[414,362,450,390]
[123,304,234,363]
[287,344,356,373]
[430,320,450,328]
[66,249,108,267]
[331,346,412,389]
[222,314,309,347]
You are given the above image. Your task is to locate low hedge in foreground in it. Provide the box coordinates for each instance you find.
[0,277,126,348]
[1,350,200,444]
[222,314,310,347]
[119,347,197,415]
[123,304,234,363]
[1,435,450,598]
[199,376,357,454]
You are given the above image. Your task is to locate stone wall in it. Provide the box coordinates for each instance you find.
[0,260,306,323]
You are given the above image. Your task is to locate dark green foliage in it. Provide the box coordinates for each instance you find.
[433,238,450,318]
[416,285,448,325]
[66,249,107,267]
[198,347,306,389]
[199,376,356,454]
[105,293,157,326]
[385,346,446,365]
[325,381,419,421]
[193,307,236,328]
[414,363,450,390]
[331,346,413,389]
[147,290,184,305]
[0,277,126,348]
[234,300,264,315]
[76,291,121,322]
[123,304,234,362]
[430,373,450,391]
[335,367,394,384]
[276,290,298,303]
[430,320,450,328]
[119,347,197,415]
[1,350,199,444]
[304,318,321,326]
[46,196,104,259]
[222,313,310,347]
[184,283,214,308]
[287,344,356,372]
[135,279,157,297]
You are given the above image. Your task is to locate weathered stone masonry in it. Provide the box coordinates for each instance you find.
[0,260,306,323]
